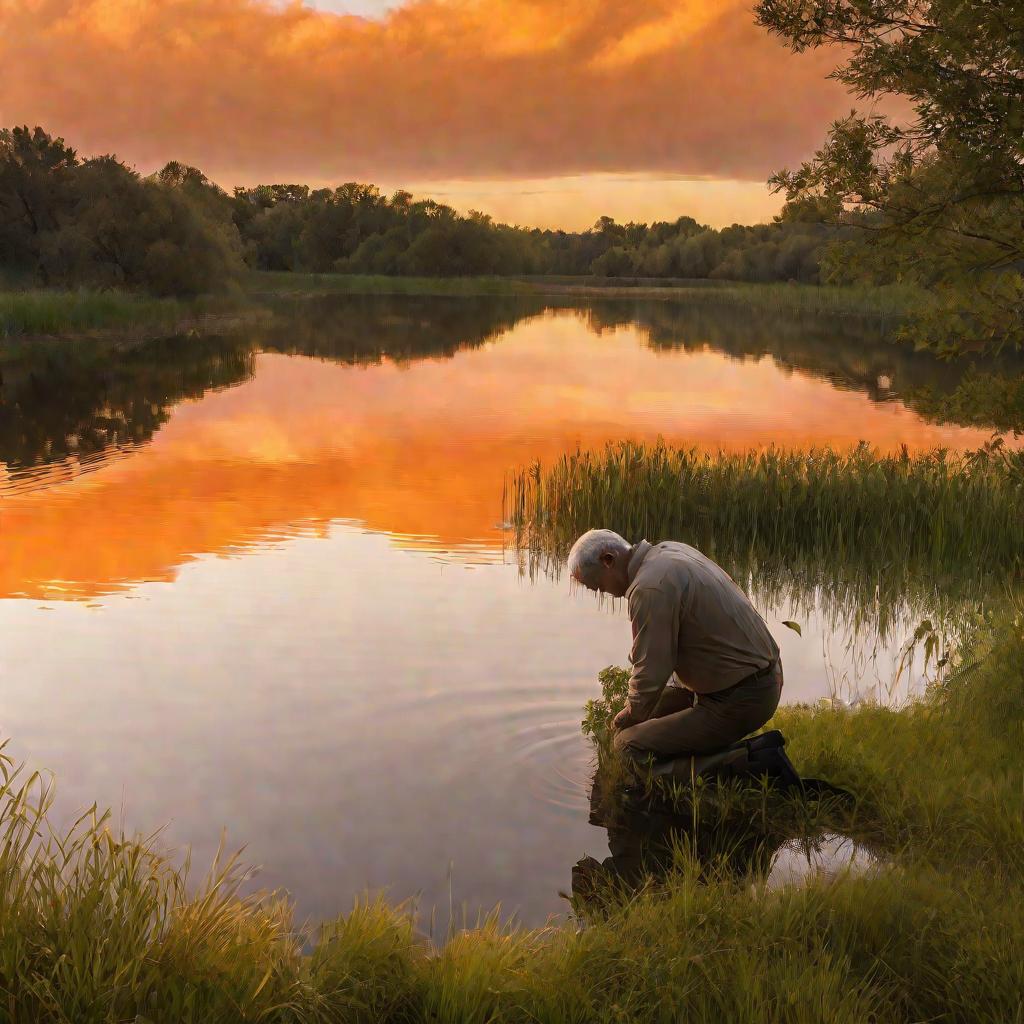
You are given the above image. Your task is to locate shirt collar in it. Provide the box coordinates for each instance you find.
[626,539,652,588]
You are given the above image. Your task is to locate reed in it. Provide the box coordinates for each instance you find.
[507,440,1024,594]
[0,289,194,338]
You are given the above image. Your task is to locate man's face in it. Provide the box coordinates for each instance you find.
[574,550,629,598]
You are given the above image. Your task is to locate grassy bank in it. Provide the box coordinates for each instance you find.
[1,609,1022,1022]
[248,271,924,318]
[0,289,253,344]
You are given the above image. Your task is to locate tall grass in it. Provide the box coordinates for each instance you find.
[0,289,257,342]
[0,290,194,338]
[1,610,1023,1021]
[520,278,926,317]
[507,440,1024,594]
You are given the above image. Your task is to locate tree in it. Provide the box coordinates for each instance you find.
[755,0,1024,354]
[0,126,78,281]
[49,157,242,295]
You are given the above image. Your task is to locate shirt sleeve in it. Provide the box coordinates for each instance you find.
[626,584,680,722]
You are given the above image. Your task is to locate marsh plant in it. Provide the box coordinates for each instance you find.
[507,439,1024,656]
[509,439,1024,580]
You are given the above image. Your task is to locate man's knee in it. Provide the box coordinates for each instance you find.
[612,725,657,768]
[611,725,632,754]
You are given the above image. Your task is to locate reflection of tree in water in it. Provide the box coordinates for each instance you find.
[577,299,1024,433]
[255,293,552,365]
[0,295,548,474]
[255,294,1024,433]
[4,294,1019,477]
[0,335,256,473]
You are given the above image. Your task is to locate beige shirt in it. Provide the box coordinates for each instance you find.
[625,540,779,720]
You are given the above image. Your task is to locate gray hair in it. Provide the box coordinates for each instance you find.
[567,529,631,585]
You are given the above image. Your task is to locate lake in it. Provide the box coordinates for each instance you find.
[0,293,1014,930]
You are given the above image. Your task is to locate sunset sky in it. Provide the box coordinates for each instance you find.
[0,0,855,228]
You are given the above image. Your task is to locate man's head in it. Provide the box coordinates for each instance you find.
[568,529,633,597]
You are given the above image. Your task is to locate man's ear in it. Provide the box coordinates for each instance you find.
[599,551,615,568]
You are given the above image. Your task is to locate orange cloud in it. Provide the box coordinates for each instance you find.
[0,0,850,187]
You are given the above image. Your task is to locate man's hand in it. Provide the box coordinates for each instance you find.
[612,707,636,732]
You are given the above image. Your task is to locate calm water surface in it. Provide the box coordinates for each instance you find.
[0,295,1012,928]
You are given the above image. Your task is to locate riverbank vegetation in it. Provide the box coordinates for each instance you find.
[1,604,1021,1022]
[0,273,922,346]
[507,441,1024,590]
[0,288,244,341]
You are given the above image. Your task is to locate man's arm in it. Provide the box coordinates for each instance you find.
[621,584,680,725]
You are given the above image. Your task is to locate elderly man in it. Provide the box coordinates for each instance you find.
[568,529,782,764]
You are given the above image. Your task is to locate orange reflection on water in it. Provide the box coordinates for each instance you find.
[0,314,1009,601]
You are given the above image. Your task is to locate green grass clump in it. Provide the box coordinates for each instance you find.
[0,752,421,1022]
[1,613,1023,1021]
[0,289,196,338]
[0,289,257,344]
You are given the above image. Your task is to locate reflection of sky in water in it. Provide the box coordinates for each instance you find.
[0,313,1005,601]
[0,526,897,930]
[0,306,992,926]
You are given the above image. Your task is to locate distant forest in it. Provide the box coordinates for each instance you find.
[1,126,843,297]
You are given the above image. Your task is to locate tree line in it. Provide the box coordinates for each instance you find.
[0,125,843,297]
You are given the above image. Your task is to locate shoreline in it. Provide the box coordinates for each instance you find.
[1,275,923,346]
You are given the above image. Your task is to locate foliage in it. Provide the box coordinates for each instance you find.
[1,123,857,292]
[0,128,243,296]
[15,114,1018,302]
[755,0,1024,354]
[0,289,196,339]
[238,188,847,282]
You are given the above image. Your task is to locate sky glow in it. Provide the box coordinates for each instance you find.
[0,0,852,227]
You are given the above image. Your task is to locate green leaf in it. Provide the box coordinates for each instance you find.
[782,620,803,637]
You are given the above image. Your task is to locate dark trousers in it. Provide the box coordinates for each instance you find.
[613,662,783,763]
